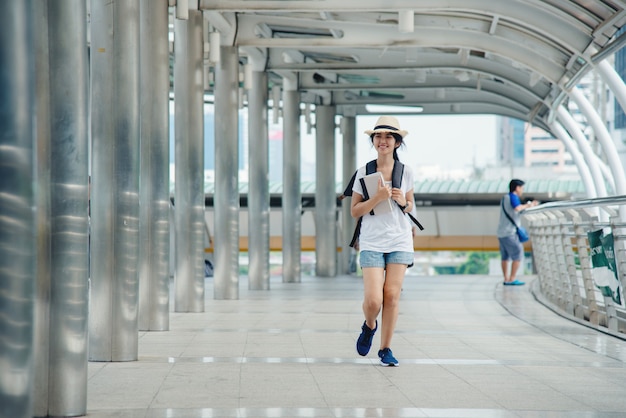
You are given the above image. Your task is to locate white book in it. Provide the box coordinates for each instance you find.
[360,172,393,215]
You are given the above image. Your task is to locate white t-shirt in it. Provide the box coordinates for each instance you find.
[352,164,414,253]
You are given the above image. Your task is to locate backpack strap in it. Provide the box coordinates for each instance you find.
[391,160,404,189]
[339,159,377,200]
[391,160,425,231]
[339,171,357,200]
[349,160,377,247]
[359,177,375,216]
[349,217,362,248]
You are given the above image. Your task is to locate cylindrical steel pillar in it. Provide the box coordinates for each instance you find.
[315,105,337,277]
[247,70,270,290]
[341,115,357,274]
[33,1,52,414]
[89,0,141,361]
[557,107,607,197]
[139,0,170,328]
[174,10,205,311]
[33,1,90,415]
[0,1,36,416]
[282,88,302,283]
[570,87,626,195]
[214,45,240,299]
[550,122,597,199]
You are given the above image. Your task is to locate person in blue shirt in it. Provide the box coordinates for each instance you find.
[496,179,538,285]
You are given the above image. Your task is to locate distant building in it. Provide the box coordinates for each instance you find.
[494,117,577,180]
[496,117,525,167]
[524,125,574,172]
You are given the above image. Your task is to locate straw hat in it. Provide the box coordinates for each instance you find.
[364,115,408,138]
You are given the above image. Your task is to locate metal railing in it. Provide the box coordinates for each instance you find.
[523,196,626,337]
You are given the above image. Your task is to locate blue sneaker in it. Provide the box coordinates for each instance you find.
[356,320,377,356]
[503,279,525,286]
[378,348,398,366]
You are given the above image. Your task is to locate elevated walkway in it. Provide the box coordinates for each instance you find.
[87,274,626,417]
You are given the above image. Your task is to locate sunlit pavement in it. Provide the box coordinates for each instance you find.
[86,274,626,417]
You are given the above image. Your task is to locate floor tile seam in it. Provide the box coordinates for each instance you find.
[146,361,177,412]
[121,355,625,369]
[302,334,333,412]
[84,406,524,416]
[159,327,518,336]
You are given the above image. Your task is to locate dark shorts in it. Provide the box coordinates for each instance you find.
[498,235,523,261]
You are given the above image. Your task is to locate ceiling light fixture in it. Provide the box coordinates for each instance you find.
[366,104,423,113]
[398,10,414,33]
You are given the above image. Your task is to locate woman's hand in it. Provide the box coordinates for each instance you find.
[375,178,392,202]
[390,187,406,206]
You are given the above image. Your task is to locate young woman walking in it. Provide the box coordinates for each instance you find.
[350,116,415,366]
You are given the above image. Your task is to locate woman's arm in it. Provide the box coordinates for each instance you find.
[351,178,391,218]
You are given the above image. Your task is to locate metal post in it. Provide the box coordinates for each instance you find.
[33,0,90,415]
[282,87,301,283]
[139,0,170,328]
[248,70,270,290]
[214,45,240,299]
[89,0,141,361]
[0,1,36,416]
[550,121,597,198]
[556,107,607,198]
[315,105,337,277]
[33,1,52,414]
[570,88,626,195]
[341,115,356,274]
[174,9,205,311]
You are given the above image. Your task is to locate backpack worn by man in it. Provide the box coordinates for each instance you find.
[340,159,424,248]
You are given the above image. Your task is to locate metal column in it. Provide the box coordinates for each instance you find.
[0,1,36,416]
[33,1,52,414]
[34,1,90,415]
[214,45,240,299]
[89,0,141,361]
[557,107,607,197]
[550,122,597,199]
[174,9,205,311]
[139,0,170,327]
[248,70,270,290]
[340,115,356,274]
[570,87,626,195]
[282,88,301,283]
[315,105,337,277]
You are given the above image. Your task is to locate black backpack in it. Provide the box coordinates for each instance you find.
[340,159,424,248]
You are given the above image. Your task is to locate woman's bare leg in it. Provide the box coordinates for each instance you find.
[379,263,406,350]
[361,267,384,329]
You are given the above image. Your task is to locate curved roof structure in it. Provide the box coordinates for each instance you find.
[201,0,626,134]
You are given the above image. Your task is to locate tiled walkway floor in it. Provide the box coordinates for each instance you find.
[87,274,626,417]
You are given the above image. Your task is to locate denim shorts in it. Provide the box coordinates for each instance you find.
[360,250,414,268]
[498,235,523,261]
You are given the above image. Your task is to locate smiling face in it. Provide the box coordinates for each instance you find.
[372,131,401,155]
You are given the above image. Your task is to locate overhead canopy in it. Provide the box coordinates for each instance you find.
[200,0,626,133]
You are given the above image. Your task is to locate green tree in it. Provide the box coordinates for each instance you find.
[455,252,498,274]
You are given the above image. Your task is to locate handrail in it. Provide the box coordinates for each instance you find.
[522,195,626,339]
[523,194,626,214]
